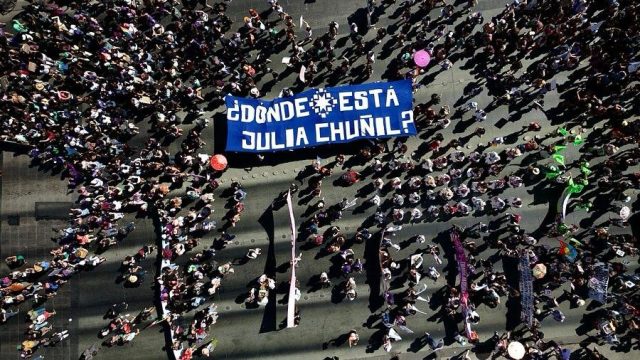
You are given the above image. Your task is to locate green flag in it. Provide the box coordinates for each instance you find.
[566,178,584,194]
[558,223,569,234]
[545,170,560,180]
[12,20,27,33]
[552,153,565,166]
[553,145,567,153]
[573,135,583,146]
[580,164,592,176]
[568,183,584,194]
[558,128,569,136]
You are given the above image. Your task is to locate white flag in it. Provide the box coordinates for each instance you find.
[299,15,304,28]
[299,65,306,83]
[628,61,640,73]
[590,21,603,33]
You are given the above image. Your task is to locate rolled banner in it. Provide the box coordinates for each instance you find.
[558,187,571,221]
[286,191,298,328]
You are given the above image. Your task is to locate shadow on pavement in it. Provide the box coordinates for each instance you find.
[258,206,278,333]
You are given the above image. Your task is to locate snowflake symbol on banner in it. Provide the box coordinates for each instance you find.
[310,89,337,118]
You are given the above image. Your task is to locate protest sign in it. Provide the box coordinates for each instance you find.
[588,263,609,304]
[519,255,534,327]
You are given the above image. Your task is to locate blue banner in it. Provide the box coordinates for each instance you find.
[225,80,416,152]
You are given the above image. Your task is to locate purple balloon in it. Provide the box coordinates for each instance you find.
[413,50,431,67]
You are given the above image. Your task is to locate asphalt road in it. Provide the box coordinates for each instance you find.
[1,0,639,359]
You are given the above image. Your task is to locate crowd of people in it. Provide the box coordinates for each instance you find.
[0,0,638,359]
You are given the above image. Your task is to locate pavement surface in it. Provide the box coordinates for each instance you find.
[1,0,639,360]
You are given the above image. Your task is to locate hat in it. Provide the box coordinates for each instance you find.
[425,176,436,187]
[83,71,97,80]
[34,82,45,91]
[57,91,71,101]
[128,275,138,283]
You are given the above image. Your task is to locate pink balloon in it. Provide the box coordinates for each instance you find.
[413,50,431,68]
